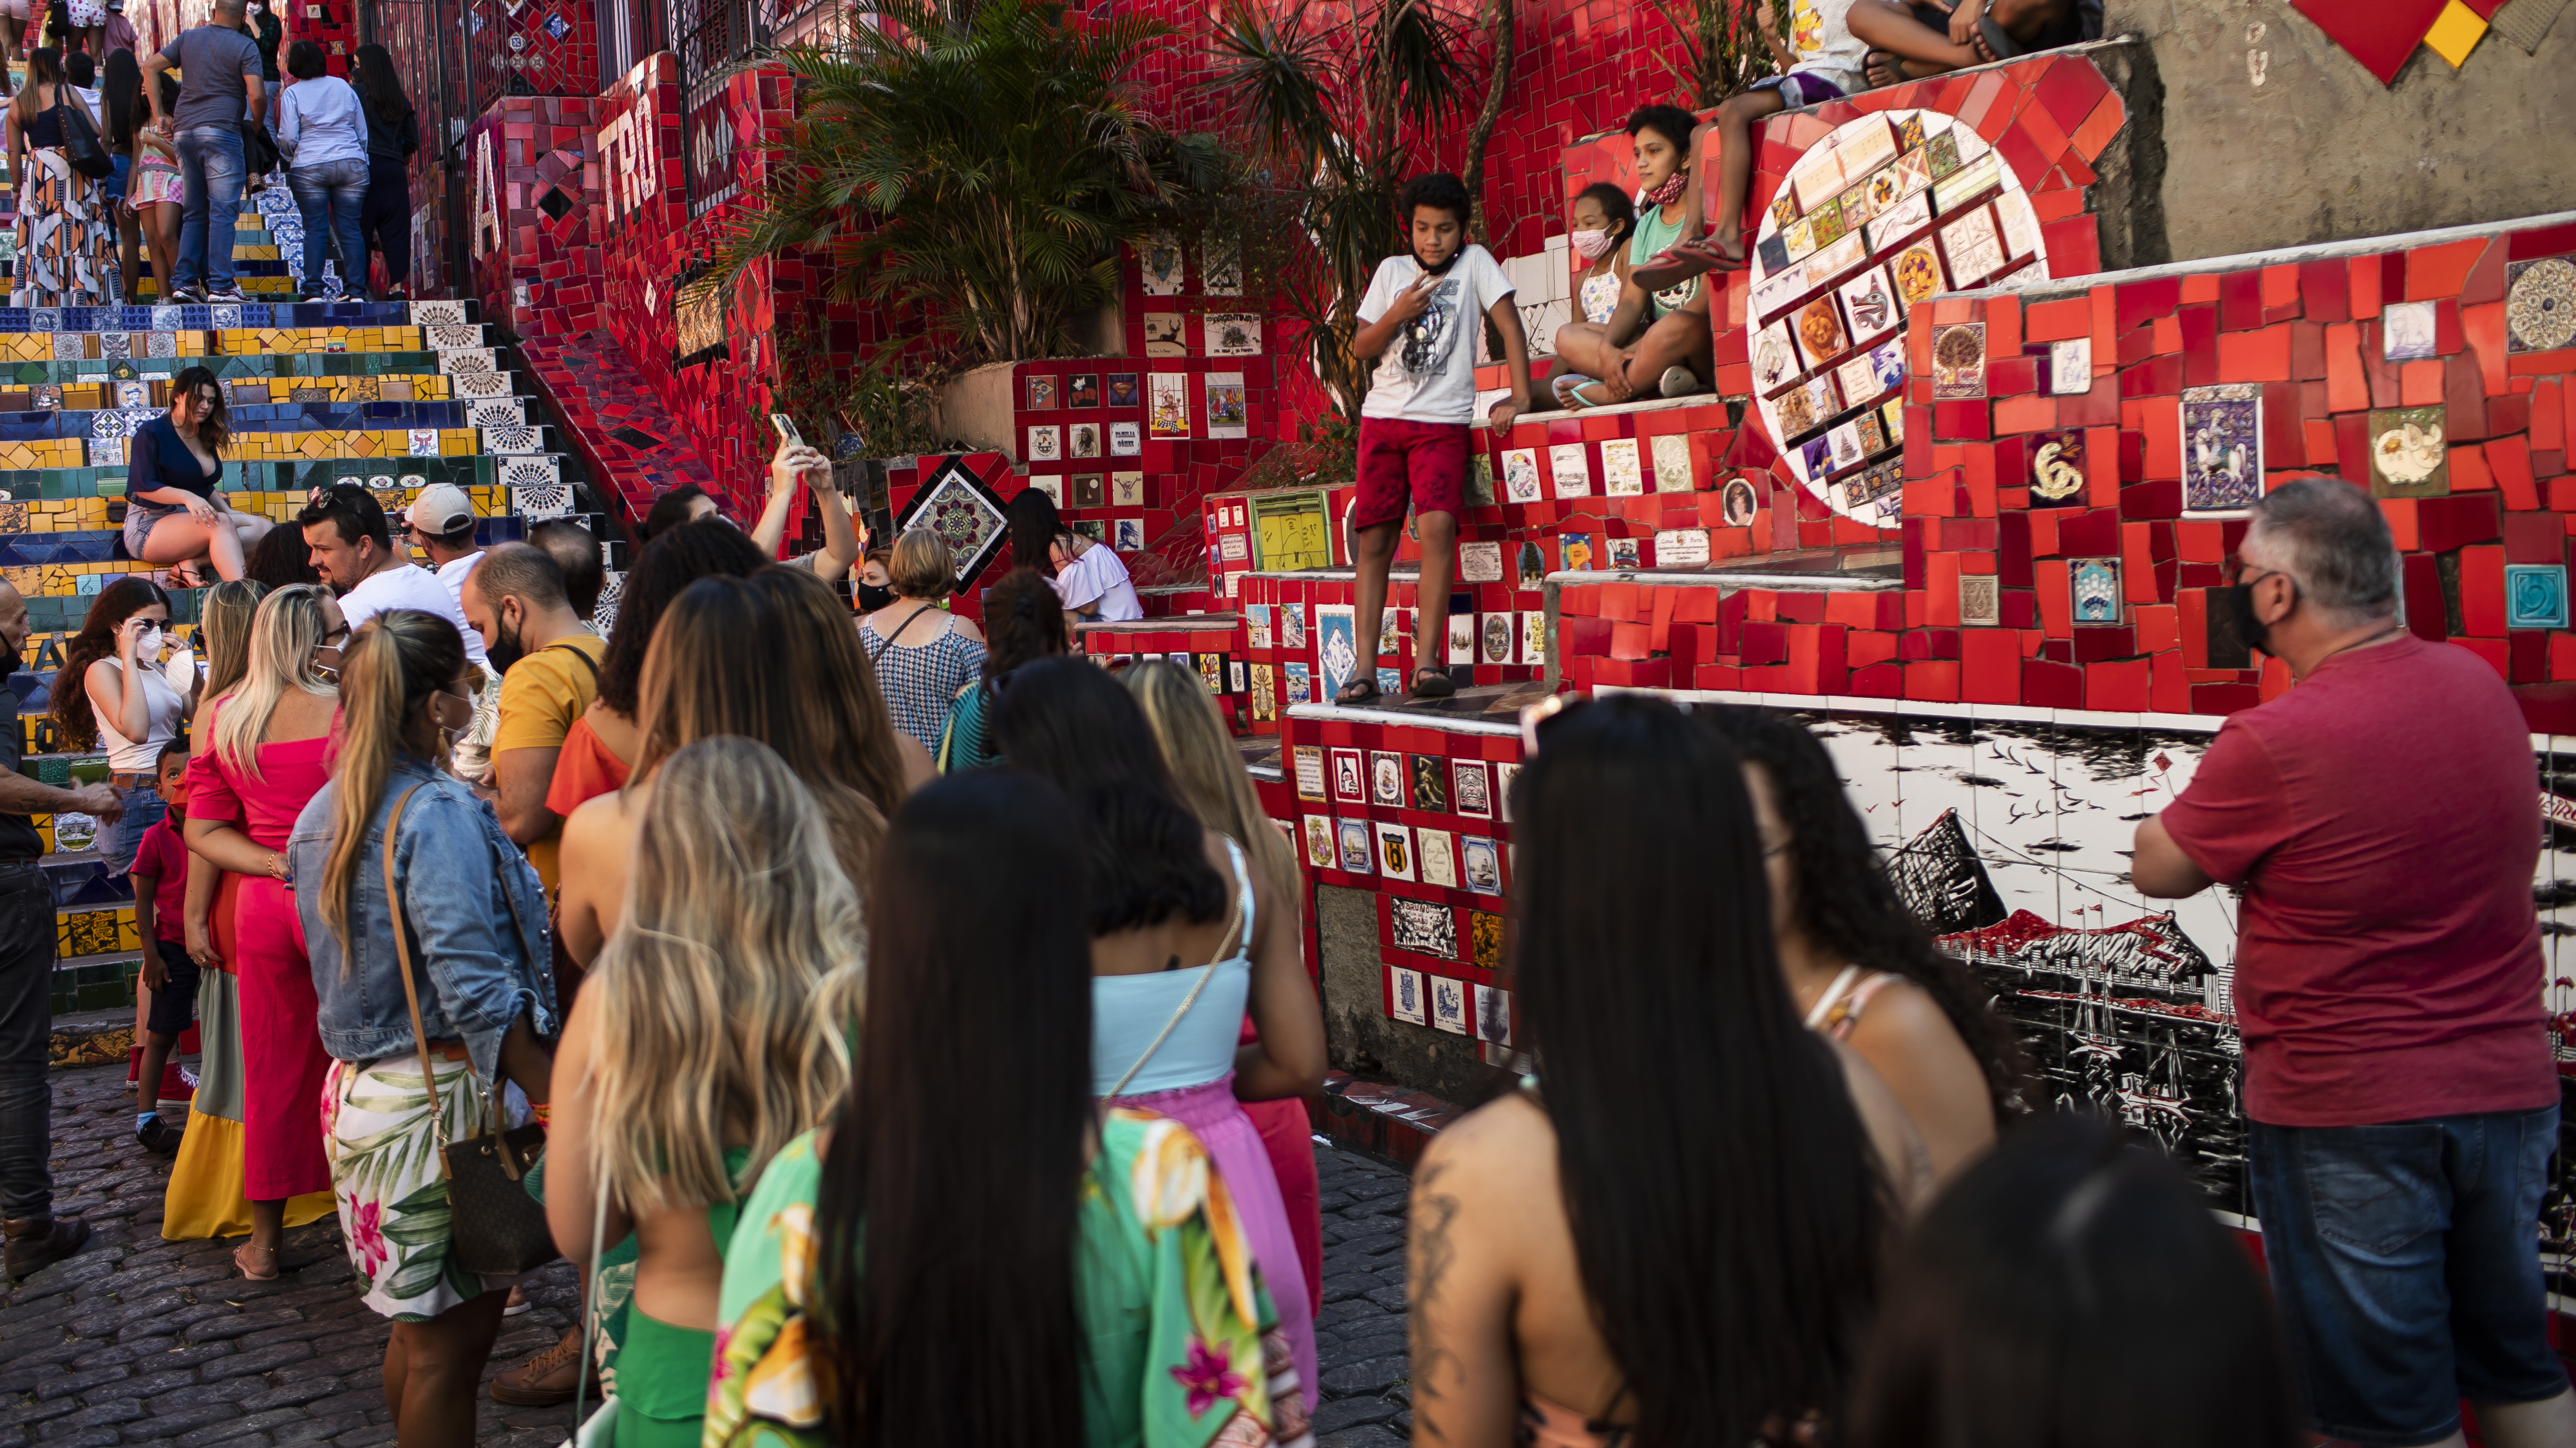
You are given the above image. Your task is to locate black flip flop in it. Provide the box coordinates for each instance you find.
[1410,668,1457,699]
[1333,677,1382,706]
[1978,15,2026,59]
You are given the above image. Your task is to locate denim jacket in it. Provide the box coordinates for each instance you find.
[291,753,556,1084]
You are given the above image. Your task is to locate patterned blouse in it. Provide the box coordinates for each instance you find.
[864,610,987,754]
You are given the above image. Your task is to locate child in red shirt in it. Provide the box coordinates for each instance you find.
[130,741,196,1154]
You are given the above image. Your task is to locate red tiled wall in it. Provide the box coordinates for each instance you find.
[468,95,611,337]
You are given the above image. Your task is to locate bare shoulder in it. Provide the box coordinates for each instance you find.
[950,614,985,644]
[1422,1089,1552,1189]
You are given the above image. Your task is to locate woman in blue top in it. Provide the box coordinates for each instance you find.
[290,607,556,1448]
[126,364,274,583]
[992,656,1327,1411]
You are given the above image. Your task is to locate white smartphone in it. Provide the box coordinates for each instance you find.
[770,413,804,449]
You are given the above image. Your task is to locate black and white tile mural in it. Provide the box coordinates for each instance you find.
[1739,699,2575,1295]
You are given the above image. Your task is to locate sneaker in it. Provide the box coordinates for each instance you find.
[502,1283,533,1316]
[2,1216,92,1283]
[166,283,204,304]
[489,1326,592,1406]
[1657,365,1705,399]
[135,1113,184,1155]
[204,284,247,303]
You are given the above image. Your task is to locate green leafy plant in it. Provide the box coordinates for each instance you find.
[1203,0,1492,413]
[696,0,1235,366]
[1649,0,1782,108]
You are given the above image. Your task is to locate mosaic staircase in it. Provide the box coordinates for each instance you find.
[8,197,628,1026]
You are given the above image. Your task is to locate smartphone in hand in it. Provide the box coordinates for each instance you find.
[770,413,804,449]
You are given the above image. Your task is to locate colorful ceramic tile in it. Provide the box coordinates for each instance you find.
[2367,404,2448,496]
[1795,294,1849,368]
[1837,350,1886,408]
[1870,338,1908,397]
[1995,191,2042,261]
[2181,383,2262,514]
[1418,829,1459,890]
[1027,424,1061,462]
[1452,758,1492,818]
[1923,129,1962,178]
[1804,232,1867,289]
[1751,319,1801,394]
[2070,556,2124,625]
[1651,434,1694,493]
[1369,749,1405,807]
[2382,299,2439,361]
[1940,207,2007,287]
[1461,836,1503,895]
[1446,610,1477,663]
[1857,162,1906,219]
[1375,822,1417,883]
[1771,193,1799,229]
[1138,233,1184,295]
[1826,420,1866,472]
[1866,189,1933,254]
[1023,374,1057,410]
[1757,232,1792,272]
[1891,239,1946,308]
[1106,373,1139,407]
[1897,112,1928,151]
[1931,322,1985,399]
[1502,447,1542,502]
[2029,429,2088,505]
[1720,476,1761,526]
[1600,437,1643,495]
[1473,983,1514,1046]
[1785,215,1818,261]
[1205,313,1262,357]
[1933,152,2003,215]
[1959,572,2000,626]
[1429,975,1469,1034]
[1803,371,1842,425]
[1410,753,1449,812]
[1331,747,1365,802]
[1142,313,1186,357]
[2505,257,2576,353]
[1070,473,1104,508]
[1797,435,1835,482]
[1855,411,1888,456]
[1067,421,1101,458]
[1147,374,1189,438]
[1336,818,1374,873]
[1205,372,1247,438]
[1839,265,1900,346]
[1775,379,1819,437]
[1479,611,1515,663]
[2508,564,2568,629]
[1067,374,1100,408]
[1387,964,1426,1024]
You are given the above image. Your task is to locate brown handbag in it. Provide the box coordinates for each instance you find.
[382,784,560,1277]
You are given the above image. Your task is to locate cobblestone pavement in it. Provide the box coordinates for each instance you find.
[6,1064,1420,1447]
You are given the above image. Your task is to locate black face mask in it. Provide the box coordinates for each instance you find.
[1412,247,1463,277]
[855,579,897,612]
[2224,574,2286,659]
[487,614,526,675]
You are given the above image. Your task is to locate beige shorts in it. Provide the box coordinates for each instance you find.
[0,1,30,21]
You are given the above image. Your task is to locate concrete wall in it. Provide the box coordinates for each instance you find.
[2113,0,2576,262]
[1314,885,1508,1110]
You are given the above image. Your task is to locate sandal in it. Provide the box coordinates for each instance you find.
[232,1241,278,1281]
[1631,237,1747,294]
[1410,668,1457,700]
[1561,377,1616,410]
[1332,676,1381,706]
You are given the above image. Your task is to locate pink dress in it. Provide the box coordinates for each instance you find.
[187,717,334,1202]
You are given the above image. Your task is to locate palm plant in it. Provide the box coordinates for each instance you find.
[1649,0,1781,108]
[1203,0,1486,411]
[696,0,1233,364]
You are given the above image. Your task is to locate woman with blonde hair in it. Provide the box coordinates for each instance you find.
[554,569,902,965]
[290,609,556,1446]
[1122,657,1324,1312]
[861,527,985,753]
[180,583,346,1279]
[547,735,863,1447]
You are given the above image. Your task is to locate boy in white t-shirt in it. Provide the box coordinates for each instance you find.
[1342,173,1531,703]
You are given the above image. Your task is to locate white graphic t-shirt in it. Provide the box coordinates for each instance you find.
[1787,0,1869,96]
[1355,245,1516,425]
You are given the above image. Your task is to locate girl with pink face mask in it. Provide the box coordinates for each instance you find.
[1548,182,1643,408]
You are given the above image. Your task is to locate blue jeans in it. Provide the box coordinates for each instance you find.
[0,863,55,1220]
[287,157,367,296]
[175,125,246,290]
[2249,1107,2570,1445]
[100,782,164,877]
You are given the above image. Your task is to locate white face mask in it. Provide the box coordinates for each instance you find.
[1571,227,1615,261]
[133,625,163,659]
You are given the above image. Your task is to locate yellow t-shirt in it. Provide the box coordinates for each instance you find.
[491,632,607,893]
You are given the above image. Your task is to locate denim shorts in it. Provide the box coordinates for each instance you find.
[2248,1105,2570,1445]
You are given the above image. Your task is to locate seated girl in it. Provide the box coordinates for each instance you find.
[1537,182,1635,409]
[1546,106,1716,409]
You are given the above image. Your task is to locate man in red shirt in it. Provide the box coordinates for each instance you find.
[2135,478,2572,1448]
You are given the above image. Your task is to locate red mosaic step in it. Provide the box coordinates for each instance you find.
[520,330,734,531]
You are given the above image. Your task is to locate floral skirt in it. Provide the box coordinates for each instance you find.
[321,1051,531,1322]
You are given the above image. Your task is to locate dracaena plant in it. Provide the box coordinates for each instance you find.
[695,0,1235,365]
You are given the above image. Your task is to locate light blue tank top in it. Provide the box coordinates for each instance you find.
[1091,837,1256,1098]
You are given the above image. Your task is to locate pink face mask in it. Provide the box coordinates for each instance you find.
[1570,228,1615,261]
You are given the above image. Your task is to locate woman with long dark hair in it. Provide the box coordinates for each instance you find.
[5,46,113,306]
[1845,1111,2302,1448]
[1408,695,1928,1447]
[1703,708,2029,1181]
[934,567,1065,771]
[993,656,1325,1413]
[100,48,169,303]
[127,364,274,583]
[350,44,417,298]
[50,576,193,876]
[705,770,1306,1447]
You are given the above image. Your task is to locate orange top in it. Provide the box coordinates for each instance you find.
[545,715,632,818]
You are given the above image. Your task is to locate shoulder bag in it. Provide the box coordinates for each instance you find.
[54,88,113,180]
[383,782,560,1276]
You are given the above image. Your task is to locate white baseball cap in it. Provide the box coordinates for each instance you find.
[406,484,476,536]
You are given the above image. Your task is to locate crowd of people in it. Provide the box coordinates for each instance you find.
[3,0,417,314]
[1,449,2570,1448]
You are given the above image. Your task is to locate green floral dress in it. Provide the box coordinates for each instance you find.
[703,1109,1314,1448]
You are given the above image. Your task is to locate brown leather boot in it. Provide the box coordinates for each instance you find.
[489,1324,594,1406]
[3,1215,91,1282]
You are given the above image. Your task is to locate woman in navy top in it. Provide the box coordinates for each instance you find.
[125,364,275,584]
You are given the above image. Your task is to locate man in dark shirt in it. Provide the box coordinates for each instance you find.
[0,580,124,1282]
[139,0,265,304]
[2135,479,2575,1448]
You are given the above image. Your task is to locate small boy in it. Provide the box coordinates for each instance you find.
[130,740,195,1155]
[1343,172,1533,703]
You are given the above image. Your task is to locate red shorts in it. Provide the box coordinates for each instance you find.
[1353,416,1470,529]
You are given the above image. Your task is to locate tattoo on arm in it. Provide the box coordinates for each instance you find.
[1409,1158,1466,1443]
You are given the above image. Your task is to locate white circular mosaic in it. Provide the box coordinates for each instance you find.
[1745,109,2052,527]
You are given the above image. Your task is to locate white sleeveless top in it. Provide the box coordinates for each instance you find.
[95,658,185,771]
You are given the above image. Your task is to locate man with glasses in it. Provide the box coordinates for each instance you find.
[2132,478,2570,1448]
[297,484,488,675]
